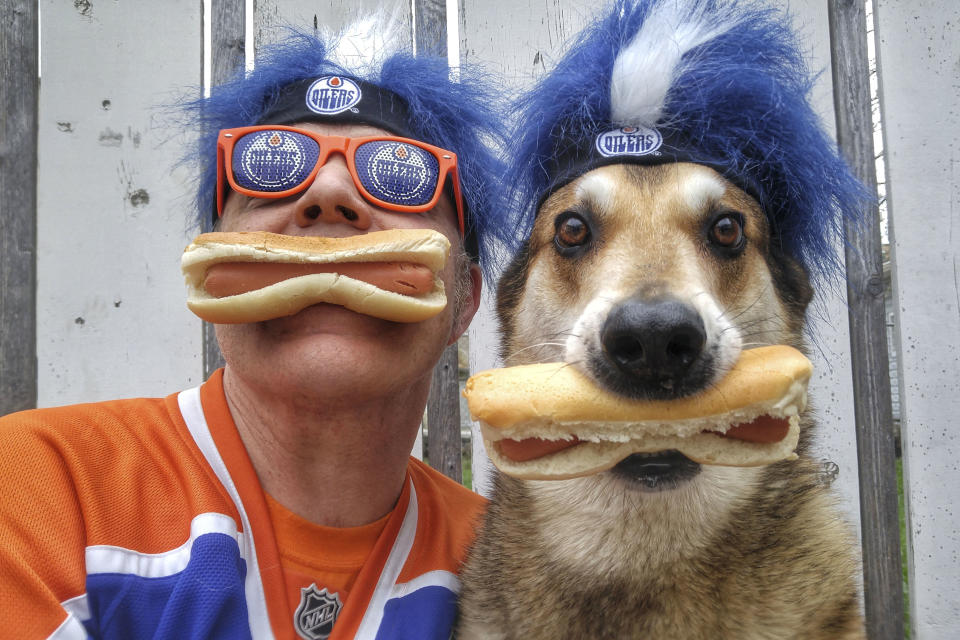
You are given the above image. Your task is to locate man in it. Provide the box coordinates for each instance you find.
[0,24,510,640]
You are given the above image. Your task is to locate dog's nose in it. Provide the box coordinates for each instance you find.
[601,298,706,385]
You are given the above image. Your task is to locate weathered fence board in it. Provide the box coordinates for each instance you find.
[35,0,202,406]
[0,0,39,416]
[874,1,960,636]
[203,0,247,379]
[829,0,905,636]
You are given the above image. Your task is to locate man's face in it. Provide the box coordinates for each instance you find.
[215,121,481,404]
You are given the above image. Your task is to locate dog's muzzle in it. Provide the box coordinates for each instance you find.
[595,295,712,400]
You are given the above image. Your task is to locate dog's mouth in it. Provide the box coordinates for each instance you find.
[610,451,702,490]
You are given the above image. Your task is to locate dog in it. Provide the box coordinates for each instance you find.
[455,1,870,635]
[455,161,865,639]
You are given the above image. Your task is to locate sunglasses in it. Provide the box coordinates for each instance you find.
[216,125,465,234]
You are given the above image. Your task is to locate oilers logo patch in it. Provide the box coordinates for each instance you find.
[294,584,342,640]
[233,129,319,192]
[354,140,439,206]
[595,125,663,158]
[306,76,362,115]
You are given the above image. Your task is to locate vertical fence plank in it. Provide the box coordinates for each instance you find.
[428,345,462,482]
[35,0,203,406]
[415,0,447,56]
[254,0,409,50]
[413,0,463,482]
[874,1,960,636]
[0,1,39,416]
[211,0,247,85]
[828,1,904,637]
[204,0,247,379]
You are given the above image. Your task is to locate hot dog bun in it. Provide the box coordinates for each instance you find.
[182,229,450,323]
[464,345,811,479]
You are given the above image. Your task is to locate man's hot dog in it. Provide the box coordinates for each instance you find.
[181,229,450,324]
[463,345,811,480]
[202,262,435,298]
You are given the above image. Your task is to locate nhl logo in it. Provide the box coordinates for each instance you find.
[305,76,362,115]
[294,584,342,640]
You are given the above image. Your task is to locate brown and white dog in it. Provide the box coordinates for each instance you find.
[455,162,865,639]
[454,0,871,635]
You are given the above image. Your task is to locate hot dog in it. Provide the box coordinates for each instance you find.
[463,345,811,479]
[181,229,450,324]
[202,262,435,298]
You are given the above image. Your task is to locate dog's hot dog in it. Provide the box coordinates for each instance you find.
[181,229,450,324]
[496,413,793,464]
[463,345,811,479]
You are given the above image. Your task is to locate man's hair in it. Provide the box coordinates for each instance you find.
[177,22,514,274]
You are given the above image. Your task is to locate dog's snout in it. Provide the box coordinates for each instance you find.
[601,298,706,387]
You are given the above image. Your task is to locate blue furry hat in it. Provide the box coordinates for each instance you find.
[507,0,868,283]
[178,17,510,271]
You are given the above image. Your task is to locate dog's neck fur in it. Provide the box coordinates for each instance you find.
[519,465,762,575]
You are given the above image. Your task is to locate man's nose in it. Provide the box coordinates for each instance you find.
[293,155,373,230]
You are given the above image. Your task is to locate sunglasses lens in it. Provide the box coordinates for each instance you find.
[232,129,319,192]
[354,140,440,207]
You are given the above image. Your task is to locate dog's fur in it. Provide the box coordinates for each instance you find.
[456,163,864,639]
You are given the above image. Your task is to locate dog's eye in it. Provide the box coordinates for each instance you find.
[554,213,591,251]
[708,213,745,250]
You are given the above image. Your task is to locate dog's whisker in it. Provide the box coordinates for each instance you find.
[740,341,777,349]
[504,342,568,365]
[739,328,789,340]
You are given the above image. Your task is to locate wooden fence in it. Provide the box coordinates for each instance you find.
[1,0,957,637]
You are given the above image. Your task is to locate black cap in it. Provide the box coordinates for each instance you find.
[257,75,416,138]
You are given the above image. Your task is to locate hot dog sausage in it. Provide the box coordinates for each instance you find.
[496,415,790,463]
[203,261,434,298]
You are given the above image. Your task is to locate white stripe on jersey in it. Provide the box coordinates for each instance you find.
[388,569,460,600]
[85,512,240,578]
[47,612,88,640]
[354,479,419,638]
[59,593,90,623]
[178,386,275,640]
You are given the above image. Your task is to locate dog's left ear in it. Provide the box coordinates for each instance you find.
[449,263,483,346]
[766,245,814,319]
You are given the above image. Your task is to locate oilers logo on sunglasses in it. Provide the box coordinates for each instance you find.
[354,141,439,207]
[233,130,319,192]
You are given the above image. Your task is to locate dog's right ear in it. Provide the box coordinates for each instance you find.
[495,242,533,360]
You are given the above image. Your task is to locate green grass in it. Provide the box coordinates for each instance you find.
[462,451,473,490]
[898,458,911,638]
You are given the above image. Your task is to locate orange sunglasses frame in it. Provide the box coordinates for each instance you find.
[216,125,465,234]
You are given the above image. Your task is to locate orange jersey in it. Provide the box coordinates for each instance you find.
[0,370,486,639]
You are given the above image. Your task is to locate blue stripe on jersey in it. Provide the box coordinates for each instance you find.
[82,533,250,639]
[375,586,457,640]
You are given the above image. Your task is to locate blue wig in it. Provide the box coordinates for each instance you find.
[177,20,511,273]
[507,0,869,284]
